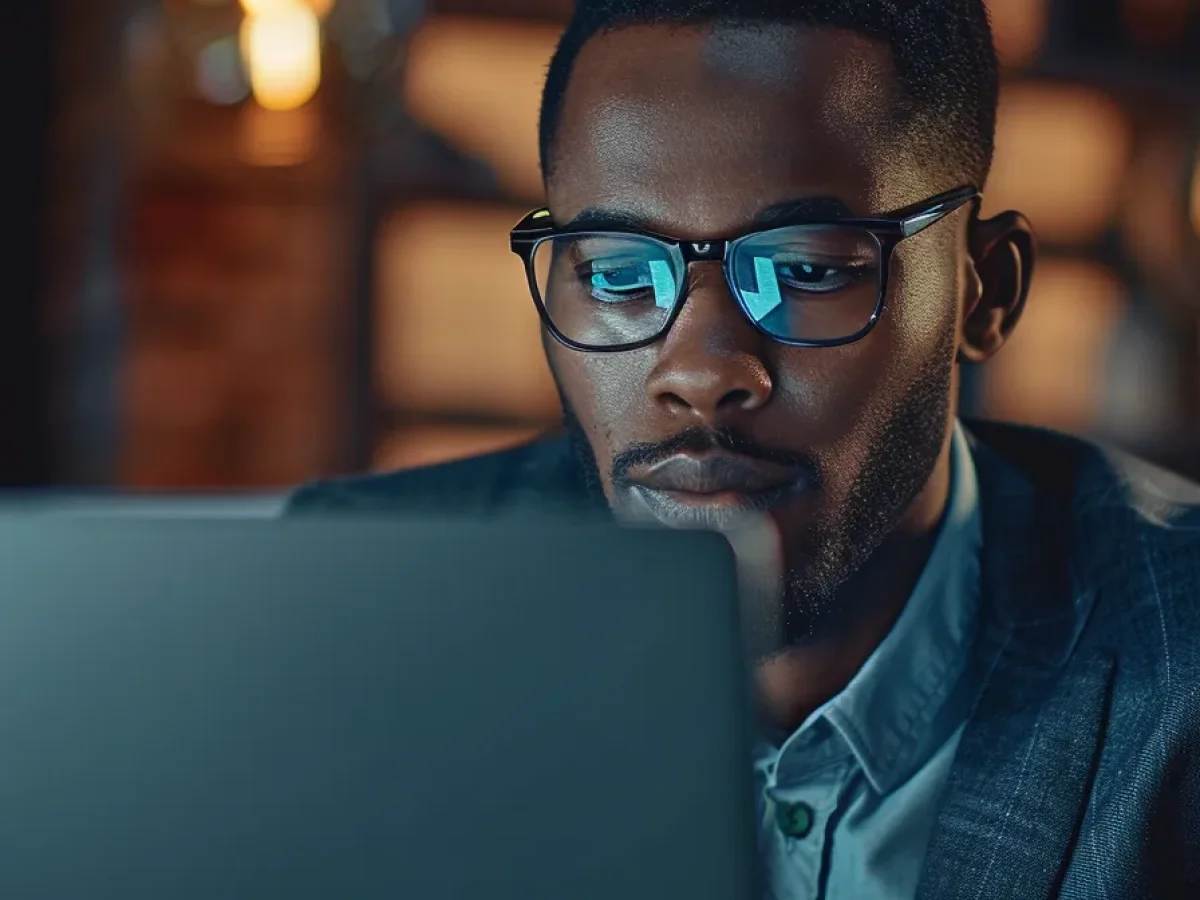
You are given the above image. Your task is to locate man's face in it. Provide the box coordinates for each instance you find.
[545,23,973,648]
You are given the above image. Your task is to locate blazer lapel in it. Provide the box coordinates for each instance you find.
[916,432,1116,900]
[916,643,1115,900]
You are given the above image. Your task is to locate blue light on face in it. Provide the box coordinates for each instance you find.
[741,256,782,321]
[649,260,676,309]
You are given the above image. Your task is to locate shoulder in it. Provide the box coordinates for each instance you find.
[971,420,1200,721]
[969,417,1200,653]
[286,437,593,516]
[966,418,1200,539]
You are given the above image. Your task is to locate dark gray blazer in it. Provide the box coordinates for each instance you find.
[289,420,1200,898]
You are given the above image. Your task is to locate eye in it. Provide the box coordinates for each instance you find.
[579,257,677,308]
[774,260,860,293]
[589,264,652,300]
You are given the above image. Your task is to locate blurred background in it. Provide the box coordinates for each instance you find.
[7,0,1200,502]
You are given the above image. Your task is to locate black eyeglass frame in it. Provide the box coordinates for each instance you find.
[509,185,981,352]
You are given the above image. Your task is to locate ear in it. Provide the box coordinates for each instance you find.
[959,209,1036,364]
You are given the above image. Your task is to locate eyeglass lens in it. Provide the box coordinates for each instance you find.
[531,225,882,348]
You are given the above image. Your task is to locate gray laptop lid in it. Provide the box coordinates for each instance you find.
[0,516,759,899]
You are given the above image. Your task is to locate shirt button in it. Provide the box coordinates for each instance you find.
[775,800,814,839]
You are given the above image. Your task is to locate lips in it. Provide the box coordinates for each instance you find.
[635,454,799,495]
[625,453,807,529]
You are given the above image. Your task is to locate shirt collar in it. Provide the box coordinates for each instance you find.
[771,421,983,794]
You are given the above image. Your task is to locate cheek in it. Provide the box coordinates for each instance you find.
[886,232,965,347]
[767,241,960,449]
[549,344,654,475]
[767,342,890,451]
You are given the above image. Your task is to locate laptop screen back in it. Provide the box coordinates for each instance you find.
[0,516,759,900]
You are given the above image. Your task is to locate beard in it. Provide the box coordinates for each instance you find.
[771,326,956,651]
[553,324,955,656]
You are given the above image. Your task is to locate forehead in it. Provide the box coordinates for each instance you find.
[548,22,914,236]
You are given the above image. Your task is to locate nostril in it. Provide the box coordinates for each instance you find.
[719,389,755,411]
[661,391,692,412]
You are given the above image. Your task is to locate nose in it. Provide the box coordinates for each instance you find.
[644,266,774,424]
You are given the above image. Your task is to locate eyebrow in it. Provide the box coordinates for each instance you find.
[754,196,857,226]
[561,195,859,235]
[562,208,654,232]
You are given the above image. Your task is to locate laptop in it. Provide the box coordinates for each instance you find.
[0,514,760,899]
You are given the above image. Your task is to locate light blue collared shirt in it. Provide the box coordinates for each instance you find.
[753,423,983,900]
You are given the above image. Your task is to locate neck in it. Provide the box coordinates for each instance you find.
[754,436,953,735]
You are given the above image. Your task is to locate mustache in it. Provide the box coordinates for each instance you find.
[611,427,818,484]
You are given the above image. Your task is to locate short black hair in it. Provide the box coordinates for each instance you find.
[539,0,999,188]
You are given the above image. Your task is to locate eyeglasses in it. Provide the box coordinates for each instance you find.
[509,186,980,352]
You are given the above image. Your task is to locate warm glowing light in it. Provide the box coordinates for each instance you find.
[983,260,1126,432]
[240,4,321,111]
[375,204,561,420]
[1190,145,1200,240]
[239,0,335,17]
[404,17,561,200]
[239,0,294,14]
[985,0,1047,68]
[985,83,1131,244]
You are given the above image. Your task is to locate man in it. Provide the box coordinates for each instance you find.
[290,0,1200,896]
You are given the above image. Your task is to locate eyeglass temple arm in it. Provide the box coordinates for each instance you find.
[900,189,981,239]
